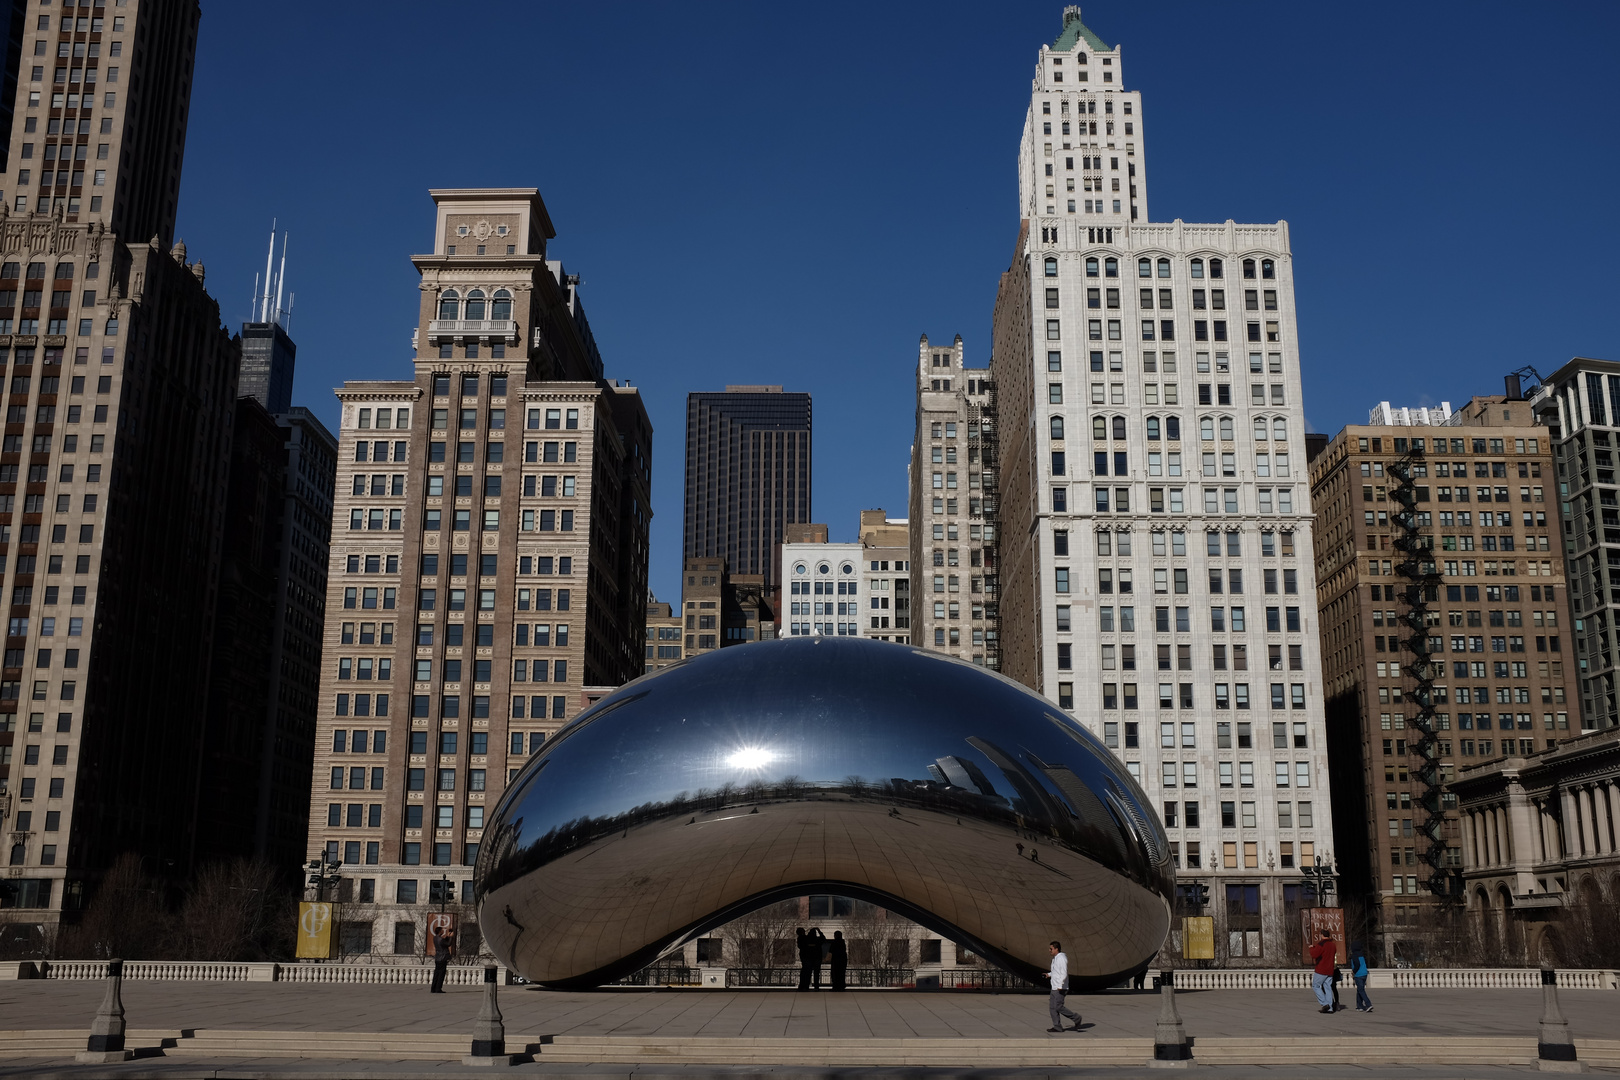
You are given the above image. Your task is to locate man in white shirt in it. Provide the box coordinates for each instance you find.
[1046,941,1082,1032]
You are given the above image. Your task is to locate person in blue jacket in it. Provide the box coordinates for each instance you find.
[1350,942,1373,1012]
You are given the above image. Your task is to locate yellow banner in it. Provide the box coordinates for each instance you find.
[1182,916,1214,959]
[296,901,334,959]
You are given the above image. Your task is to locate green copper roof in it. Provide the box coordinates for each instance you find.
[1052,9,1110,52]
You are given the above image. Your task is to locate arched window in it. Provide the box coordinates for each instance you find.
[1261,259,1275,280]
[1200,417,1215,441]
[1254,416,1268,441]
[1146,417,1161,440]
[491,289,512,320]
[841,563,855,575]
[1112,416,1127,440]
[1093,416,1107,440]
[794,563,807,575]
[1273,417,1288,441]
[1189,258,1204,279]
[1219,417,1234,441]
[1166,416,1181,440]
[1209,257,1224,279]
[464,290,486,319]
[1138,258,1152,278]
[438,290,459,320]
[1104,257,1118,278]
[1085,257,1099,277]
[1045,257,1058,277]
[818,563,831,575]
[1050,416,1065,439]
[1157,257,1171,278]
[1242,258,1256,280]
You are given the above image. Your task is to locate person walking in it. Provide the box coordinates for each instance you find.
[1045,941,1082,1033]
[796,928,813,991]
[1308,932,1337,1013]
[1350,942,1373,1012]
[429,924,453,994]
[829,930,848,992]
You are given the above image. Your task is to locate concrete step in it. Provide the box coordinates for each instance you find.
[0,1028,185,1055]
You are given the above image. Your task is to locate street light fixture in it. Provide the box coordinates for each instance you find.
[1300,853,1338,905]
[305,852,342,902]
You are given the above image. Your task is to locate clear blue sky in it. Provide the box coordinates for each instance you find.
[176,1,1620,606]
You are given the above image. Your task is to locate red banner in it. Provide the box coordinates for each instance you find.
[1300,907,1346,965]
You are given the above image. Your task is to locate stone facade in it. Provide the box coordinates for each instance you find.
[990,8,1333,965]
[1451,727,1620,965]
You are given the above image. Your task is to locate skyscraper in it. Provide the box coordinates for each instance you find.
[909,334,999,667]
[684,386,811,598]
[302,188,651,958]
[0,1,298,952]
[199,396,336,872]
[991,7,1333,964]
[1528,358,1620,732]
[6,0,196,244]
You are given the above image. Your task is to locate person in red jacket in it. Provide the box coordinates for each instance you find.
[1309,934,1337,1012]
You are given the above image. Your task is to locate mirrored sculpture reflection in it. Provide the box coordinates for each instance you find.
[475,637,1173,988]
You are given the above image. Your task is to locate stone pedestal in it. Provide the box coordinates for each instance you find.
[463,964,520,1066]
[76,959,134,1063]
[1149,969,1193,1068]
[1537,968,1585,1072]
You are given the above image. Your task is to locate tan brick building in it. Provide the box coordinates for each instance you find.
[1309,393,1578,960]
[644,598,682,674]
[304,189,651,959]
[908,334,998,666]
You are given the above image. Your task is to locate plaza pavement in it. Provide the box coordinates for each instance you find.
[0,980,1615,1076]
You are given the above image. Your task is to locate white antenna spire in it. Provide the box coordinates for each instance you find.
[286,292,294,332]
[250,272,259,322]
[274,232,287,328]
[260,219,276,322]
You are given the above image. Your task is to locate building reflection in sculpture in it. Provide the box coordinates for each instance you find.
[476,637,1173,989]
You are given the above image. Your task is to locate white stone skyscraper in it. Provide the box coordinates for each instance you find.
[992,6,1334,964]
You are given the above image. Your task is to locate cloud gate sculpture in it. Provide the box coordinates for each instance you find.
[475,637,1173,989]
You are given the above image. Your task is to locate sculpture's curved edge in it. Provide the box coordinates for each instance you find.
[497,875,1165,993]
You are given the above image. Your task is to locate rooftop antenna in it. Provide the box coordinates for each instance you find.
[250,272,259,323]
[273,232,287,328]
[259,219,276,323]
[285,292,295,333]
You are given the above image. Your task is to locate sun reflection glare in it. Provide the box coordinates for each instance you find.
[726,746,774,770]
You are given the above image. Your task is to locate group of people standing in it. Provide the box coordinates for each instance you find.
[795,927,848,991]
[1308,934,1374,1013]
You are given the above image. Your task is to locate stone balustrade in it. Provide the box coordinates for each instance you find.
[0,960,1613,990]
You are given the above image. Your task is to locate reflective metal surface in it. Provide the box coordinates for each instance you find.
[476,637,1173,989]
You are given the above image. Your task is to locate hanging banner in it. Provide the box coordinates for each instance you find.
[1181,916,1214,959]
[296,902,334,959]
[426,912,458,957]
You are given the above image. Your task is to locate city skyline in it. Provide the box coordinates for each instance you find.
[171,2,1620,605]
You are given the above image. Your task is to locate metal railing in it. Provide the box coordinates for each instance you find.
[614,962,698,986]
[940,968,1043,991]
[726,966,915,988]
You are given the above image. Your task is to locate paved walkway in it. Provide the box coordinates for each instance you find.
[0,982,1615,1076]
[0,981,1614,1040]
